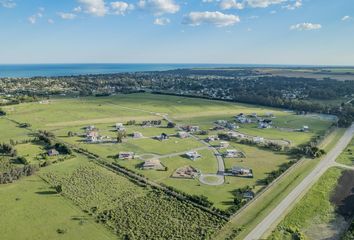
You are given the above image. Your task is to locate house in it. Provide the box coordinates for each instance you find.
[185,151,201,161]
[116,123,125,131]
[118,152,135,160]
[225,149,239,158]
[178,131,189,139]
[302,125,309,132]
[142,159,164,170]
[47,149,59,156]
[206,135,219,142]
[156,133,169,141]
[258,121,272,129]
[219,141,229,148]
[253,136,265,144]
[86,131,99,143]
[86,125,96,131]
[226,122,239,130]
[235,115,252,124]
[232,166,253,177]
[133,132,143,139]
[215,120,228,125]
[183,125,200,132]
[172,165,199,179]
[227,131,245,139]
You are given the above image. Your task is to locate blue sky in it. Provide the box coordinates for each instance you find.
[0,0,353,65]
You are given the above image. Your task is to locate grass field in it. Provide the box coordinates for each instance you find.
[0,93,337,239]
[336,137,354,166]
[1,93,334,210]
[0,157,115,240]
[268,167,343,239]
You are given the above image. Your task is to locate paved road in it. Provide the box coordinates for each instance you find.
[245,123,354,240]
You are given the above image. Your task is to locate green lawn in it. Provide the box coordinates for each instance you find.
[0,117,31,142]
[0,158,115,240]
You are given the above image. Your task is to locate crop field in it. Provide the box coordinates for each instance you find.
[0,157,116,240]
[42,162,226,239]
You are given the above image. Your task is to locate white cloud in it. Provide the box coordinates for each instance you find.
[290,22,322,31]
[58,12,77,20]
[246,0,286,8]
[154,17,170,25]
[138,0,180,15]
[342,15,351,21]
[111,1,134,15]
[78,0,107,16]
[219,0,244,10]
[73,6,82,12]
[183,11,240,27]
[48,19,54,24]
[28,15,37,24]
[283,0,302,10]
[0,0,16,8]
[28,11,43,24]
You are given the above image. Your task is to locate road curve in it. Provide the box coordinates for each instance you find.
[244,123,354,240]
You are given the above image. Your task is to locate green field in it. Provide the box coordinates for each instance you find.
[0,93,337,239]
[336,137,354,166]
[0,157,115,240]
[268,167,343,240]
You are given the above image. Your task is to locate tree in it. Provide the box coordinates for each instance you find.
[117,131,126,143]
[0,109,6,116]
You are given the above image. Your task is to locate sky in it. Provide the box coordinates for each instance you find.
[0,0,353,65]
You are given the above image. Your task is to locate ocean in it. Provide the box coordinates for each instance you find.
[0,63,252,78]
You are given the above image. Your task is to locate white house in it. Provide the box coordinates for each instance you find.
[178,131,189,139]
[253,136,265,144]
[118,152,135,160]
[133,132,143,139]
[219,141,229,148]
[116,123,125,131]
[225,149,238,158]
[185,151,201,161]
[232,166,253,177]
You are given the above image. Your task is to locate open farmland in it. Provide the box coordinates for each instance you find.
[0,93,336,239]
[2,94,334,209]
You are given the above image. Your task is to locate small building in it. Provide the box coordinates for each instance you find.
[258,122,272,129]
[185,151,201,161]
[232,166,253,177]
[219,141,229,148]
[225,149,239,158]
[253,136,265,144]
[133,132,143,139]
[156,133,169,141]
[183,125,200,133]
[302,125,309,132]
[235,115,252,124]
[142,159,164,170]
[178,131,189,139]
[86,125,96,131]
[116,123,125,131]
[215,120,228,125]
[206,135,219,142]
[118,152,135,160]
[226,122,239,130]
[86,131,99,143]
[47,149,59,156]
